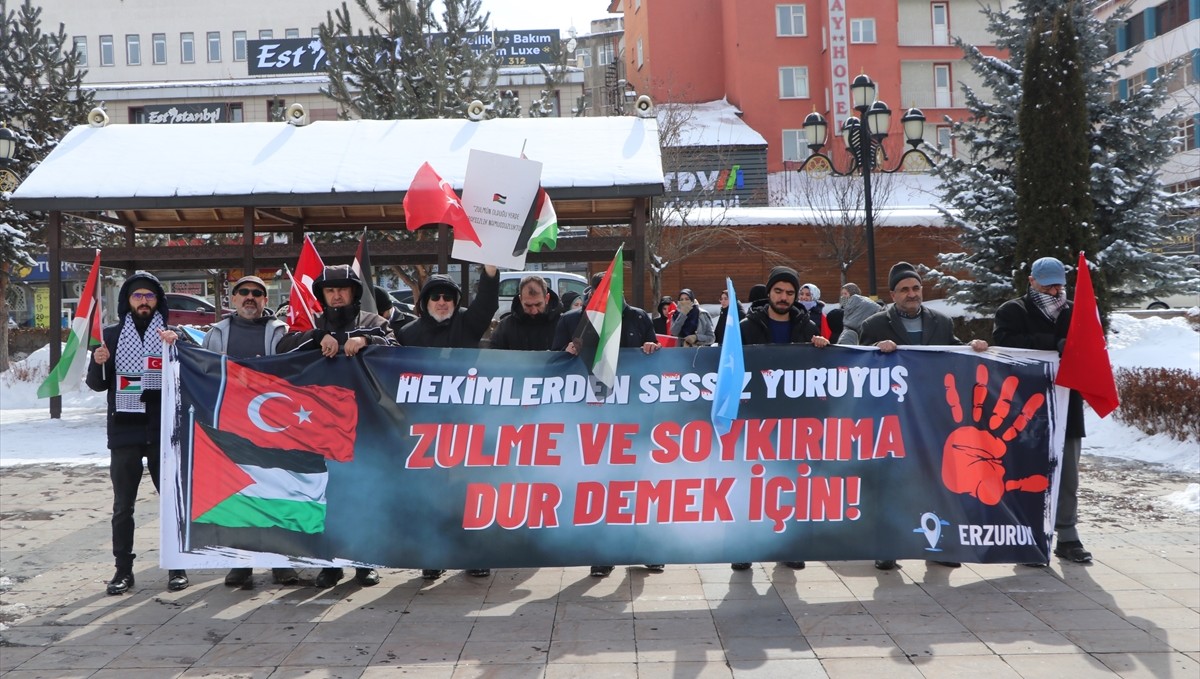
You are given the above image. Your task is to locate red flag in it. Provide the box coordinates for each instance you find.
[1055,252,1120,418]
[286,235,325,332]
[216,359,358,462]
[402,162,482,246]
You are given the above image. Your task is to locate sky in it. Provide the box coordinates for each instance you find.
[482,0,615,35]
[1,310,1197,514]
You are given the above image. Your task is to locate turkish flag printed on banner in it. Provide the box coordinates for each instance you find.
[1055,252,1120,418]
[286,235,325,332]
[216,359,358,462]
[402,162,482,246]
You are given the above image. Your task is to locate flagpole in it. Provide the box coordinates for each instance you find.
[184,405,194,551]
[95,250,105,380]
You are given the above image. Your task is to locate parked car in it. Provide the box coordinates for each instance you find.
[163,293,233,326]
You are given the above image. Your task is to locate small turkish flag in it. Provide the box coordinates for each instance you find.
[403,162,482,246]
[286,235,325,332]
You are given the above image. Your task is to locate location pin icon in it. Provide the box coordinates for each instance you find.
[919,512,942,550]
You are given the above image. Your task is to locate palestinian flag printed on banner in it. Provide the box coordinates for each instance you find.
[190,423,328,534]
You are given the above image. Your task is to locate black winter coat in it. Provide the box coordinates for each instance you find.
[490,291,562,351]
[739,304,818,345]
[552,303,656,351]
[398,270,499,348]
[993,293,1085,437]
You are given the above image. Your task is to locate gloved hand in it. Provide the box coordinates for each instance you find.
[677,299,694,314]
[684,334,698,347]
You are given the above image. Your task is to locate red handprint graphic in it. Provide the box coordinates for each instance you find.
[941,364,1050,505]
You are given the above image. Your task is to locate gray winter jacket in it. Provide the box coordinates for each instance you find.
[203,316,288,357]
[837,294,883,345]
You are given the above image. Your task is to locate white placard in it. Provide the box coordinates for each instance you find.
[452,149,543,269]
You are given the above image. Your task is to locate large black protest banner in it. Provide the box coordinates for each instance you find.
[161,344,1065,569]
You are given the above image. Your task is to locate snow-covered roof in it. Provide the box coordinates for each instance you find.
[11,116,663,211]
[657,99,767,148]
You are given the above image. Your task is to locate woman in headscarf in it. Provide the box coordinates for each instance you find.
[669,288,714,346]
[798,283,832,340]
[652,296,674,335]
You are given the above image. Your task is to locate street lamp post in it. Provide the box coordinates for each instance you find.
[798,73,933,296]
[0,124,20,193]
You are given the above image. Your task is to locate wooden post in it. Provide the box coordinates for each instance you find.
[48,211,62,419]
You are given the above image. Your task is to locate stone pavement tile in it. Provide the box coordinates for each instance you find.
[551,618,634,642]
[140,619,242,645]
[0,670,94,679]
[975,630,1081,655]
[890,632,991,658]
[720,634,814,662]
[553,580,630,603]
[104,641,213,668]
[924,592,1024,614]
[450,665,546,679]
[469,617,554,642]
[872,611,969,636]
[544,662,636,679]
[632,581,708,600]
[0,624,69,647]
[1032,607,1142,631]
[0,644,43,670]
[709,596,789,616]
[1160,588,1200,608]
[803,634,903,659]
[772,578,857,600]
[1144,626,1200,653]
[779,596,867,620]
[820,656,923,678]
[1100,557,1195,575]
[632,568,703,585]
[796,613,885,636]
[1081,588,1183,611]
[1001,652,1120,677]
[634,638,725,663]
[953,609,1054,633]
[984,573,1077,595]
[629,598,709,618]
[386,619,475,643]
[1055,566,1148,592]
[313,601,407,625]
[1061,628,1175,653]
[177,666,273,677]
[712,612,800,639]
[553,600,632,622]
[370,639,464,666]
[908,655,1021,679]
[1093,651,1200,678]
[361,666,451,679]
[91,669,186,679]
[858,598,947,616]
[1009,590,1108,612]
[633,617,719,640]
[304,619,397,643]
[268,668,365,679]
[279,641,380,667]
[58,622,159,645]
[242,600,332,624]
[193,642,298,667]
[636,660,733,679]
[13,643,127,670]
[473,602,557,619]
[396,602,483,621]
[1125,572,1200,590]
[457,640,548,665]
[730,658,828,679]
[700,581,776,601]
[546,639,637,664]
[481,586,564,604]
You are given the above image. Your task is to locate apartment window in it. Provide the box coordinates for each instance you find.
[1126,12,1145,49]
[1178,115,1197,152]
[180,32,195,63]
[72,36,87,66]
[152,33,166,64]
[850,18,876,43]
[126,34,141,65]
[931,2,949,45]
[1157,62,1185,93]
[575,47,592,68]
[207,31,221,62]
[312,27,321,37]
[259,29,273,40]
[598,42,613,66]
[636,38,644,68]
[1156,0,1188,36]
[1128,70,1146,93]
[285,28,300,39]
[782,129,807,162]
[779,67,809,98]
[776,4,806,36]
[229,103,244,123]
[99,35,114,66]
[936,125,952,152]
[934,64,952,107]
[233,31,247,61]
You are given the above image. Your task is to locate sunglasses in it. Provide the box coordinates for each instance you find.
[130,292,155,302]
[429,292,456,302]
[234,288,265,298]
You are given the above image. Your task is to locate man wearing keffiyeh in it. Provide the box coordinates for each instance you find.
[993,256,1092,566]
[87,271,191,595]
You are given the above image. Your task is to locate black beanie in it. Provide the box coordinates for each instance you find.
[748,284,768,303]
[888,262,921,291]
[373,286,393,313]
[766,266,800,293]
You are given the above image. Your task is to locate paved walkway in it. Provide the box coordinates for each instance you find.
[1,464,1196,678]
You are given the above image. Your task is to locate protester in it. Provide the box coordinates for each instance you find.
[836,282,882,345]
[396,265,499,579]
[652,296,674,335]
[201,275,301,589]
[860,261,988,571]
[86,272,190,595]
[278,264,394,587]
[669,288,714,346]
[746,283,769,313]
[714,288,732,342]
[798,283,831,340]
[993,256,1091,565]
[731,266,830,571]
[560,290,582,313]
[490,275,562,351]
[374,285,416,330]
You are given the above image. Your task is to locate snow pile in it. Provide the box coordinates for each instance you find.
[0,344,105,410]
[1107,313,1200,372]
[1164,484,1200,513]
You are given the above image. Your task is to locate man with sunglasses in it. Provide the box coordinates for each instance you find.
[201,275,301,589]
[993,256,1091,566]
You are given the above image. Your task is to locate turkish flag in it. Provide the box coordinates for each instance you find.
[286,235,325,332]
[402,162,482,246]
[216,359,358,462]
[1056,252,1120,418]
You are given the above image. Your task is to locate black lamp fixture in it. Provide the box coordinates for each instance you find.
[0,124,21,193]
[797,72,934,296]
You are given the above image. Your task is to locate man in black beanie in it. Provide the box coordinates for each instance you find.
[859,261,987,571]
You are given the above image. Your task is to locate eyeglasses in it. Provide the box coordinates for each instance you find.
[234,288,265,298]
[429,292,456,302]
[129,292,155,302]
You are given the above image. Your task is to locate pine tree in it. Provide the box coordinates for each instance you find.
[0,0,96,371]
[929,0,1198,316]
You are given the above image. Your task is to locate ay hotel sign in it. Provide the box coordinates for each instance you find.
[827,0,852,120]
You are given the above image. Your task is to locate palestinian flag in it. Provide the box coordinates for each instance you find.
[580,246,624,393]
[525,188,558,253]
[190,423,328,534]
[38,250,103,399]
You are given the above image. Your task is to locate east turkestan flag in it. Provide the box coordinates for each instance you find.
[190,423,328,534]
[38,250,103,399]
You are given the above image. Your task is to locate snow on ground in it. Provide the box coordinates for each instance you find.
[2,314,1197,512]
